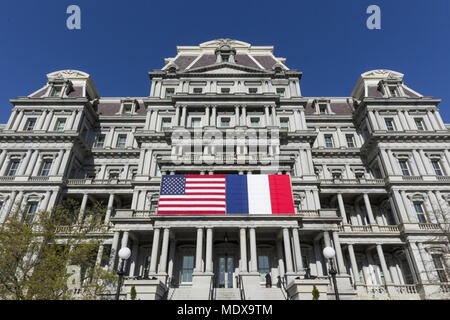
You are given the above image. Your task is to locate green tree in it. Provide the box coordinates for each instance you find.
[312,285,320,300]
[0,199,117,300]
[130,285,137,300]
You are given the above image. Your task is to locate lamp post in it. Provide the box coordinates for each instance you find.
[115,247,131,300]
[323,246,339,300]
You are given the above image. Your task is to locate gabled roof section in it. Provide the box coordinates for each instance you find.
[161,39,289,73]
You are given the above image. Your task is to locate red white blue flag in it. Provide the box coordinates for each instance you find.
[157,174,295,215]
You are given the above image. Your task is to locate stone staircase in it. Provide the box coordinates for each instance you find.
[168,287,209,300]
[245,287,287,300]
[214,288,241,300]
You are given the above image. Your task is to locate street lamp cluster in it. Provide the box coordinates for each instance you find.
[115,247,131,300]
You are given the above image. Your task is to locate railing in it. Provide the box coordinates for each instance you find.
[209,275,216,300]
[320,178,385,185]
[66,179,133,185]
[0,176,15,181]
[378,225,400,232]
[393,284,418,295]
[277,275,289,300]
[295,210,319,217]
[439,283,450,293]
[418,223,441,230]
[437,176,450,182]
[402,176,423,181]
[350,225,373,232]
[237,275,245,300]
[133,211,157,218]
[28,176,50,182]
[55,225,110,234]
[364,285,387,295]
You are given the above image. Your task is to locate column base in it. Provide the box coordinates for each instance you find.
[286,278,330,300]
[191,272,214,300]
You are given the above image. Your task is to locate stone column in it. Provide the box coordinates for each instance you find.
[211,106,217,127]
[149,228,161,274]
[51,150,64,176]
[291,228,303,272]
[282,228,294,273]
[271,106,277,125]
[17,150,32,176]
[376,244,392,284]
[323,231,331,247]
[195,228,204,272]
[348,244,360,284]
[12,110,24,131]
[276,239,285,278]
[43,110,54,131]
[264,105,270,126]
[39,190,51,212]
[66,110,76,131]
[205,106,210,127]
[158,228,170,274]
[419,150,434,175]
[31,154,43,177]
[129,241,139,277]
[363,193,377,225]
[95,243,104,267]
[180,106,187,127]
[332,231,346,275]
[167,238,176,279]
[77,194,89,224]
[313,240,323,277]
[104,193,115,225]
[337,193,348,224]
[249,228,258,272]
[1,191,17,223]
[205,228,213,273]
[109,231,120,270]
[240,228,248,272]
[412,150,426,175]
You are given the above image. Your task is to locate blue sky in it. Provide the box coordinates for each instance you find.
[0,0,449,123]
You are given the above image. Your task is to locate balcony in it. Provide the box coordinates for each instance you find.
[158,153,294,165]
[55,225,111,234]
[400,223,442,233]
[319,178,385,186]
[338,224,400,234]
[65,178,133,186]
[356,284,420,300]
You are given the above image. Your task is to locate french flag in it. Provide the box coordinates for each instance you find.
[226,175,295,215]
[157,174,295,215]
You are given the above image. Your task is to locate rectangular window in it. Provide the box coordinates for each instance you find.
[40,160,52,177]
[191,118,201,128]
[50,85,63,97]
[220,118,230,127]
[431,160,443,176]
[249,88,258,94]
[109,171,120,179]
[415,118,425,131]
[24,203,38,224]
[324,135,334,148]
[55,118,66,131]
[399,160,410,176]
[432,255,448,283]
[123,103,133,114]
[165,88,175,98]
[25,118,36,131]
[414,203,426,223]
[220,88,230,94]
[193,88,203,94]
[162,118,172,129]
[116,135,127,148]
[250,118,260,127]
[276,88,285,98]
[319,104,327,114]
[8,160,20,177]
[346,134,356,148]
[385,119,395,131]
[181,255,194,282]
[95,135,105,148]
[280,118,289,128]
[257,254,271,282]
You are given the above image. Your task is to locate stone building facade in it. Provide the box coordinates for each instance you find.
[1,39,449,300]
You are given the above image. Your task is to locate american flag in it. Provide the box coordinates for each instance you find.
[157,175,226,214]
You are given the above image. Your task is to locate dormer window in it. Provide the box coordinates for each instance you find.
[50,85,63,97]
[388,86,398,97]
[25,118,36,131]
[385,119,395,131]
[193,88,203,94]
[123,103,133,114]
[276,88,285,98]
[415,118,425,131]
[119,100,137,115]
[165,88,175,98]
[249,88,258,94]
[221,88,230,94]
[319,104,327,114]
[314,100,332,115]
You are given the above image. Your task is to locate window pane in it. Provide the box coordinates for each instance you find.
[8,161,20,176]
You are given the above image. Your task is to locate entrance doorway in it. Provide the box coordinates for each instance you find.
[217,255,235,288]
